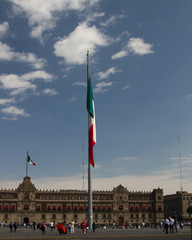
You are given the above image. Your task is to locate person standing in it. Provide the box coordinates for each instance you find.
[71,220,75,234]
[50,221,54,231]
[165,218,169,234]
[92,222,96,232]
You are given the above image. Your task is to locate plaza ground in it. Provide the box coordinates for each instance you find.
[0,225,191,240]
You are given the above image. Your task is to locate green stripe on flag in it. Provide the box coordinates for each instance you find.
[87,76,94,118]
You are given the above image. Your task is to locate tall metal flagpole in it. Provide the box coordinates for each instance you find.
[26,151,28,177]
[178,136,183,191]
[87,51,93,229]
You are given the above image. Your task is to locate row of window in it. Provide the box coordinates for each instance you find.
[41,213,112,220]
[39,195,113,201]
[0,205,162,211]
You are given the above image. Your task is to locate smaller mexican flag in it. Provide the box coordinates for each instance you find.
[27,153,36,166]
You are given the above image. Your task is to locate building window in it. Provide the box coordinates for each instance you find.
[130,206,134,211]
[52,206,56,211]
[37,206,41,211]
[119,205,123,210]
[136,214,139,218]
[63,214,66,219]
[42,214,45,220]
[74,214,78,219]
[11,205,16,211]
[131,214,134,218]
[148,214,152,218]
[24,205,29,210]
[108,214,111,219]
[142,214,145,219]
[94,214,98,219]
[67,206,71,211]
[4,214,8,220]
[158,205,162,211]
[108,206,112,211]
[52,214,56,220]
[142,206,146,211]
[4,205,9,211]
[103,214,106,219]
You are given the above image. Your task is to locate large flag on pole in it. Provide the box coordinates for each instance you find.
[87,76,96,167]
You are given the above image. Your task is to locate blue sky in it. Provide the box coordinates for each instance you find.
[0,0,192,195]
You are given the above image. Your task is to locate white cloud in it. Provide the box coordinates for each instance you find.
[0,167,190,195]
[94,81,113,94]
[97,67,118,80]
[1,106,31,117]
[0,42,15,61]
[68,96,77,102]
[127,38,154,55]
[112,37,154,59]
[0,42,46,69]
[54,22,110,65]
[73,82,86,87]
[112,50,127,60]
[0,22,9,39]
[0,98,15,105]
[115,157,139,161]
[0,71,54,96]
[10,0,100,42]
[42,88,58,96]
[123,85,130,90]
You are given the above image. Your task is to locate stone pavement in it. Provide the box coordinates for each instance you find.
[0,226,191,240]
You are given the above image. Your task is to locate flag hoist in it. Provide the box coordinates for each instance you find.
[86,51,96,229]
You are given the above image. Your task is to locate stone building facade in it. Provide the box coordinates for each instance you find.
[164,191,192,220]
[0,176,164,226]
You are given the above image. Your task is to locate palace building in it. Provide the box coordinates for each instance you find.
[0,176,164,226]
[164,191,192,220]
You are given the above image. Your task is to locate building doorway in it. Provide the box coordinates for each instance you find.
[119,217,124,225]
[24,217,29,225]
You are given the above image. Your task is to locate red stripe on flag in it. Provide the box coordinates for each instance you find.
[89,124,96,167]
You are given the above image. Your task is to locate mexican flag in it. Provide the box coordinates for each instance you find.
[27,153,36,166]
[87,76,96,168]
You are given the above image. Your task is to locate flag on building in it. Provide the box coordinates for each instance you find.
[27,153,36,166]
[87,76,96,167]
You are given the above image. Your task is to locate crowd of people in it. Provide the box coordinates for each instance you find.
[0,218,187,235]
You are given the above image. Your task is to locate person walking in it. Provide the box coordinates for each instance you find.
[41,222,46,234]
[9,222,13,232]
[13,222,17,232]
[81,221,87,235]
[169,217,174,233]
